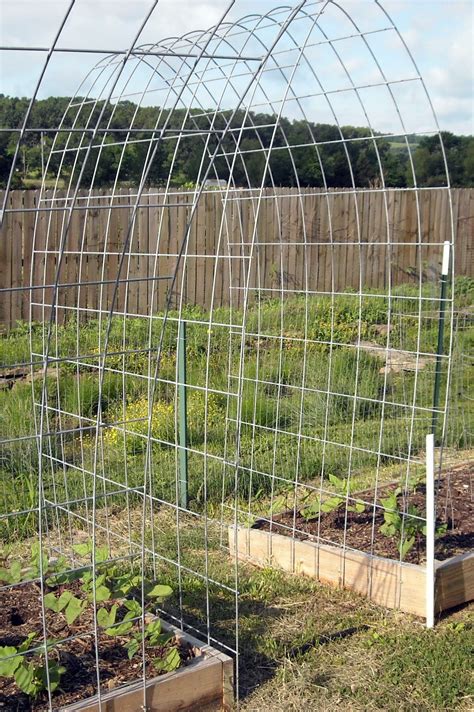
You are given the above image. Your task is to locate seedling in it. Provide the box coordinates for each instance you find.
[0,539,179,701]
[379,488,447,559]
[0,634,65,698]
[43,590,88,625]
[302,474,366,521]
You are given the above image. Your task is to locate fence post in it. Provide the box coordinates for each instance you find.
[178,319,188,509]
[431,241,450,440]
[425,433,435,628]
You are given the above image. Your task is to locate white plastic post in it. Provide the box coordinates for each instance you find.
[425,433,435,628]
[441,241,450,277]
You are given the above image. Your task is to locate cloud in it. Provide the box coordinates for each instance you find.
[0,0,472,134]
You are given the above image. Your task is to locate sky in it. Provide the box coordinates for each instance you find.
[0,0,472,136]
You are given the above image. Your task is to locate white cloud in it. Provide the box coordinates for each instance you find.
[0,0,472,134]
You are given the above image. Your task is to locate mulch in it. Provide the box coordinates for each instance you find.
[256,463,473,564]
[0,582,194,711]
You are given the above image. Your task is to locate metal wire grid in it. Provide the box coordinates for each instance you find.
[0,0,466,708]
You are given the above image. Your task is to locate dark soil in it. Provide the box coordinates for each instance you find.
[256,463,473,564]
[0,582,195,711]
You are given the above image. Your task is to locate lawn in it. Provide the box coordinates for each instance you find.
[0,277,473,709]
[1,278,472,541]
[2,510,472,711]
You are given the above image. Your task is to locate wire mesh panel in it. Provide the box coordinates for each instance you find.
[0,1,472,709]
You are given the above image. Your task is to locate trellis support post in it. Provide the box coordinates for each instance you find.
[425,433,435,628]
[431,241,450,441]
[178,318,188,510]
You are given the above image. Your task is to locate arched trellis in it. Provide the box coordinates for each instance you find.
[1,2,470,709]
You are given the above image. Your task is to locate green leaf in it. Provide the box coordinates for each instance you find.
[400,535,415,559]
[95,546,109,564]
[38,661,66,693]
[45,590,73,614]
[29,544,48,579]
[14,662,40,697]
[81,570,93,584]
[126,637,140,660]
[73,542,93,557]
[145,619,162,637]
[46,567,85,586]
[149,632,173,647]
[0,646,22,677]
[328,474,345,491]
[380,522,396,537]
[381,493,398,510]
[97,604,117,629]
[123,599,142,617]
[64,596,86,625]
[302,497,321,520]
[113,573,142,597]
[94,584,111,603]
[321,496,343,513]
[18,633,37,654]
[105,621,133,636]
[153,647,181,673]
[147,584,173,599]
[43,592,60,612]
[11,561,23,582]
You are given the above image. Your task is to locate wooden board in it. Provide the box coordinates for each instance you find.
[1,187,473,330]
[65,622,234,712]
[435,550,474,613]
[229,525,474,618]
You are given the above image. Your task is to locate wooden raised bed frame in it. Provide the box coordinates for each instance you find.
[229,525,474,618]
[65,622,234,712]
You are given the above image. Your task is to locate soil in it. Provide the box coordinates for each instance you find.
[256,463,473,565]
[0,582,195,711]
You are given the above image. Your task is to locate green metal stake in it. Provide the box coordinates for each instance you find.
[431,241,450,442]
[178,319,188,509]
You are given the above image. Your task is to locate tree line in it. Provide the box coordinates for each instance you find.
[1,95,473,189]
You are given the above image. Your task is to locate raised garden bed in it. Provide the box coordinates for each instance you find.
[63,625,233,712]
[229,463,473,618]
[0,563,233,711]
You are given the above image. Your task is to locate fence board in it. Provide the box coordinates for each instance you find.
[0,188,472,330]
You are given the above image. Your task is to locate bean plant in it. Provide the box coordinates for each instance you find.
[0,541,179,701]
[301,474,366,521]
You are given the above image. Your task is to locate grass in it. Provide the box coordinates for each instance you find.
[0,279,473,540]
[237,582,473,711]
[7,508,472,711]
[0,275,472,706]
[143,510,474,712]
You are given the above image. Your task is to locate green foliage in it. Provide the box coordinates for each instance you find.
[0,646,24,677]
[301,474,365,521]
[0,633,65,699]
[147,583,174,599]
[2,96,472,189]
[409,131,474,188]
[44,590,88,625]
[125,617,174,661]
[153,647,181,673]
[0,543,68,585]
[379,488,425,558]
[1,280,472,540]
[379,488,448,559]
[0,541,179,700]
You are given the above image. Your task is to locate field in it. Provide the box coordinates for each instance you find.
[1,278,473,536]
[1,278,473,709]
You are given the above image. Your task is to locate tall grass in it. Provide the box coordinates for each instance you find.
[0,279,472,539]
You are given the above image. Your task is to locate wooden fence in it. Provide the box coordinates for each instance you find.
[0,187,472,327]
